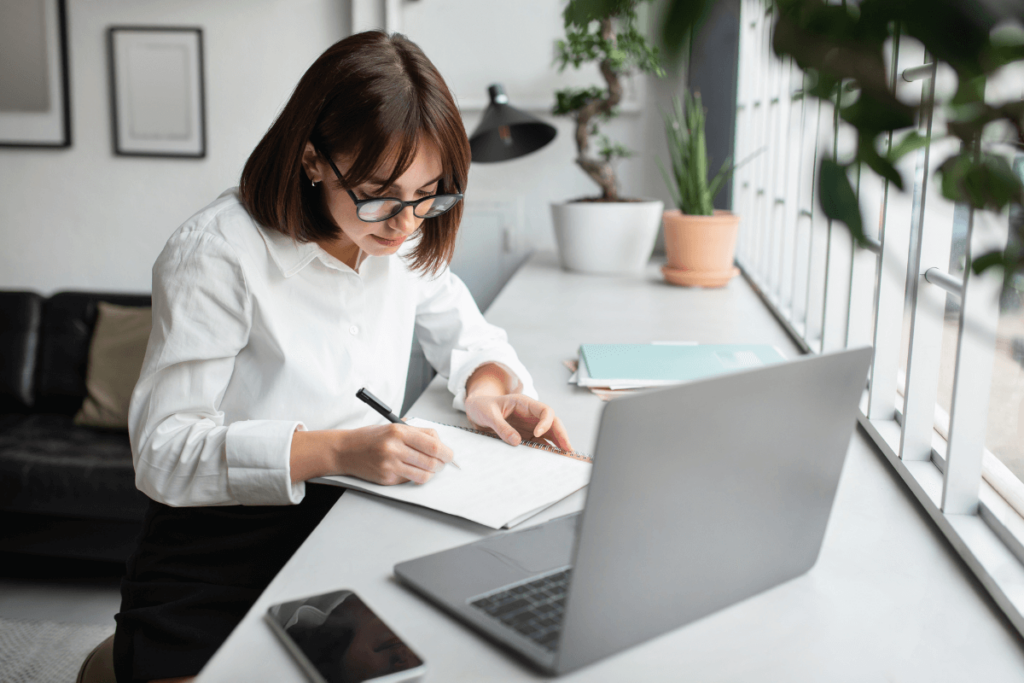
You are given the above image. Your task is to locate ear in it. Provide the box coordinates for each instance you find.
[301,142,323,183]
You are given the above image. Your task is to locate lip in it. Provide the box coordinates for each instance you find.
[371,234,405,247]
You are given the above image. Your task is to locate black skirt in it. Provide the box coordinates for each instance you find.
[113,484,343,683]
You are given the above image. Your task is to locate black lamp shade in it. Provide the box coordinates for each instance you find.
[469,84,557,163]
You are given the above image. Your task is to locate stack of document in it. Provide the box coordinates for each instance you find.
[570,343,787,391]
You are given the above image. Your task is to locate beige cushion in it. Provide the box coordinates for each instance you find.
[74,302,152,430]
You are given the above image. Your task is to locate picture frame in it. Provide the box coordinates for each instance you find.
[108,27,206,158]
[0,0,71,148]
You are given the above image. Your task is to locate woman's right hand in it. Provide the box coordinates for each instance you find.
[334,423,454,485]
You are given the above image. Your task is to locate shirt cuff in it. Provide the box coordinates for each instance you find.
[225,420,306,505]
[448,348,538,412]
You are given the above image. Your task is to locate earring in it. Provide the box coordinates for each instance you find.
[311,179,318,188]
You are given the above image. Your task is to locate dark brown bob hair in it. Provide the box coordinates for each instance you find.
[240,31,470,275]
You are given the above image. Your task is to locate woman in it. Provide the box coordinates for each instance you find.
[114,30,572,683]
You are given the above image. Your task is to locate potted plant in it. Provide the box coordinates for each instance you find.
[551,0,665,275]
[659,90,743,287]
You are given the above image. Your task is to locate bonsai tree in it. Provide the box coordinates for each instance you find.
[659,90,740,215]
[553,0,664,201]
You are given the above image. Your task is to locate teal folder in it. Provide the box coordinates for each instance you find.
[579,343,786,384]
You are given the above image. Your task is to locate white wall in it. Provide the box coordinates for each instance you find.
[0,0,688,294]
[0,0,349,294]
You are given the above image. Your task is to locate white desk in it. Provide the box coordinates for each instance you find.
[197,253,1024,682]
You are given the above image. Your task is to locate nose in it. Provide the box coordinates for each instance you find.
[389,205,419,235]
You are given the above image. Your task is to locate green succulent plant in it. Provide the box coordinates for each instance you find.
[659,90,736,216]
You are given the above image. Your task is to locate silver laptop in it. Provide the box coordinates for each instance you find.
[394,347,871,675]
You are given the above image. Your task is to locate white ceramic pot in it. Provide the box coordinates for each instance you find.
[550,200,664,275]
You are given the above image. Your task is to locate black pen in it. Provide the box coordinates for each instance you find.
[355,387,461,470]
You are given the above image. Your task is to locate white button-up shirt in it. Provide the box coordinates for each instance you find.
[128,189,536,508]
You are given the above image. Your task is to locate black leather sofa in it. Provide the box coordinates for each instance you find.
[0,291,152,563]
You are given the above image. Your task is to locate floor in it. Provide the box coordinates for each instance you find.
[0,554,122,627]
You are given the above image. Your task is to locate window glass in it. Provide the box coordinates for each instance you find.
[986,154,1024,482]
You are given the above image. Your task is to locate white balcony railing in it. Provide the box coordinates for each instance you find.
[733,0,1024,635]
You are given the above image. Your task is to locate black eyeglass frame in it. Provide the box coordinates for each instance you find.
[316,148,464,224]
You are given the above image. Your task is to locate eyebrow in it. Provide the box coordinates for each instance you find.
[366,174,443,192]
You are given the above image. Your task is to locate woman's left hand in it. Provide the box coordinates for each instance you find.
[464,393,574,453]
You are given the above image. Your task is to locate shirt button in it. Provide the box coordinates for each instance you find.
[349,325,359,335]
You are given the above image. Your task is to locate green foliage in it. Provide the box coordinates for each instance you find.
[971,251,1010,276]
[598,135,633,162]
[555,26,610,70]
[552,0,665,199]
[839,91,914,134]
[554,1,663,81]
[886,131,931,164]
[556,24,661,76]
[858,137,902,190]
[614,22,663,76]
[818,158,865,244]
[939,152,1024,212]
[659,91,739,216]
[553,87,607,117]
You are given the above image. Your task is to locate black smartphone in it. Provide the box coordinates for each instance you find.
[265,589,426,683]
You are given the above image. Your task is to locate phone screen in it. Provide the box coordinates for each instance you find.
[267,590,424,683]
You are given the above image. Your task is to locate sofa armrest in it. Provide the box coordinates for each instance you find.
[0,291,44,411]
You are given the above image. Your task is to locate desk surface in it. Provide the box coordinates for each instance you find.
[197,253,1024,682]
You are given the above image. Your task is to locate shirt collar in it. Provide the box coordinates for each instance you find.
[256,223,367,277]
[257,223,321,277]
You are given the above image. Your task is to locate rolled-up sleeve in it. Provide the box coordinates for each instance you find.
[128,228,305,507]
[414,269,537,411]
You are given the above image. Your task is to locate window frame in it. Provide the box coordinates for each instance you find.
[734,0,1024,634]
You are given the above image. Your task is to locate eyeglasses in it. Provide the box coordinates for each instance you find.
[317,148,464,223]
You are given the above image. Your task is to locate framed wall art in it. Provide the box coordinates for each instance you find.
[108,27,206,158]
[0,0,71,147]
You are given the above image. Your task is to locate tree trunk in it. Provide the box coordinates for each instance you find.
[576,157,618,200]
[573,18,624,201]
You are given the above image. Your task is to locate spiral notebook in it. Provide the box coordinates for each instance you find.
[316,418,593,530]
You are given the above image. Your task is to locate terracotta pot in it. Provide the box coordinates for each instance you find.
[661,209,740,288]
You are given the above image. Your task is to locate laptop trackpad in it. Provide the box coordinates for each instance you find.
[476,513,579,574]
[395,514,580,603]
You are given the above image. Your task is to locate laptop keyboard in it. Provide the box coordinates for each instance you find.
[469,567,572,652]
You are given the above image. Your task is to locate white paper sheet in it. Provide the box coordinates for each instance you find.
[316,418,592,529]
